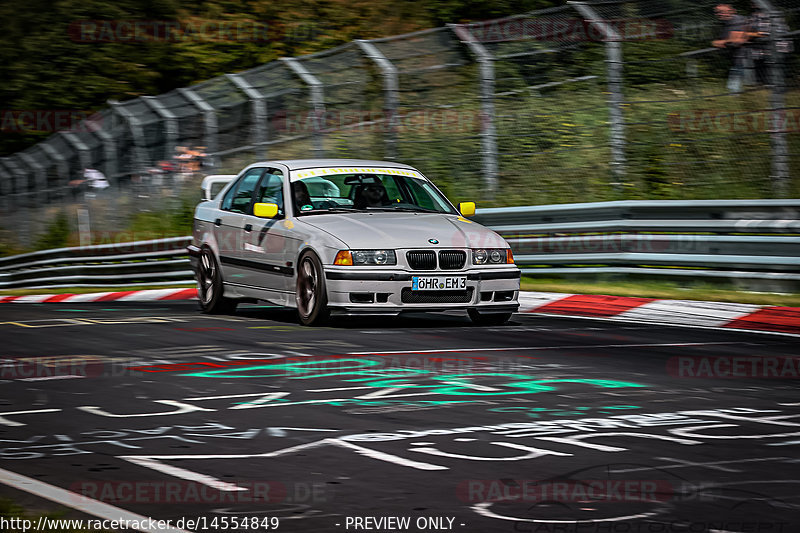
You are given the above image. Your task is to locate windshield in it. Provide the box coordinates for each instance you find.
[289,168,458,216]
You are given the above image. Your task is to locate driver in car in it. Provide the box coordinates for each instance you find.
[355,181,391,208]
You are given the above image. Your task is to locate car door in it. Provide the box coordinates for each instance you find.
[239,168,296,292]
[215,167,266,283]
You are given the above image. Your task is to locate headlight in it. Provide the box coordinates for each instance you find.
[473,248,511,265]
[336,250,397,266]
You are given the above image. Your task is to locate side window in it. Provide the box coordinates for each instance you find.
[254,170,284,215]
[221,168,264,214]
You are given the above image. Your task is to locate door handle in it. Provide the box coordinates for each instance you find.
[243,224,253,232]
[214,218,221,226]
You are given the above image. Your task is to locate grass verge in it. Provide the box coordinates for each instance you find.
[0,498,101,532]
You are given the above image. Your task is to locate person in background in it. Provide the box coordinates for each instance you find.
[82,168,109,198]
[712,4,749,93]
[84,168,109,189]
[174,146,193,183]
[745,1,793,87]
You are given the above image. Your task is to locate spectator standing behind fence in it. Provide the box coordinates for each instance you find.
[83,168,109,198]
[174,146,193,183]
[745,1,793,87]
[712,4,749,93]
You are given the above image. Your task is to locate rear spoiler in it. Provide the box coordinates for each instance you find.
[201,174,236,201]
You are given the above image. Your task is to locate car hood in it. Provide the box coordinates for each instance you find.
[299,212,508,250]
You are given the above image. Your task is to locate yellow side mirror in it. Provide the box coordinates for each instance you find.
[458,202,476,218]
[253,202,279,218]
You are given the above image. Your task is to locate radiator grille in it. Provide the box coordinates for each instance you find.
[438,250,466,270]
[401,287,474,304]
[406,250,436,270]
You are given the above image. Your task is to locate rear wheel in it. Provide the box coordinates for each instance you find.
[197,247,238,314]
[296,251,330,326]
[468,309,512,326]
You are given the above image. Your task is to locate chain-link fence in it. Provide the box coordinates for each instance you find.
[1,0,798,247]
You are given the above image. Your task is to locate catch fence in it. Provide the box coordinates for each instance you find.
[1,0,799,247]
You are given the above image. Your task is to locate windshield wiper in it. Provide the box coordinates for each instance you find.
[362,206,440,213]
[297,206,356,215]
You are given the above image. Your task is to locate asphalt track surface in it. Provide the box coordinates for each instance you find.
[0,302,798,533]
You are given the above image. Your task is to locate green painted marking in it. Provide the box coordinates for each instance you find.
[184,359,646,408]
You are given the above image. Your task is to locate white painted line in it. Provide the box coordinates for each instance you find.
[306,386,373,393]
[19,375,86,382]
[0,466,192,533]
[608,457,788,473]
[347,342,741,356]
[183,392,288,401]
[122,457,247,491]
[0,409,62,427]
[472,501,660,523]
[616,300,763,327]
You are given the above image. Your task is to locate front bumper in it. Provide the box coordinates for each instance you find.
[323,267,520,313]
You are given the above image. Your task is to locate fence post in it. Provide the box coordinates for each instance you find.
[281,57,326,157]
[17,152,47,245]
[355,40,399,161]
[18,152,47,205]
[1,157,32,245]
[226,73,269,160]
[92,125,117,181]
[449,24,499,198]
[39,142,70,199]
[3,157,28,209]
[753,0,790,197]
[108,100,150,176]
[178,88,219,168]
[142,96,179,163]
[61,132,93,174]
[0,159,12,212]
[570,2,627,191]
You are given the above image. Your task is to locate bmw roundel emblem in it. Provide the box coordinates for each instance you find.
[428,239,439,244]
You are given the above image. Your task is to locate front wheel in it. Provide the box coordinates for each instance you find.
[296,251,330,326]
[197,247,238,314]
[468,309,512,326]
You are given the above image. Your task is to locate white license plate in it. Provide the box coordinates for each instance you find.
[411,276,467,291]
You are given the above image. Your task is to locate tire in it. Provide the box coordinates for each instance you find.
[197,247,238,314]
[468,309,512,326]
[296,251,330,326]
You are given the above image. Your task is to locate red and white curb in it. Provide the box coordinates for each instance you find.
[1,288,798,334]
[0,288,197,304]
[518,292,800,335]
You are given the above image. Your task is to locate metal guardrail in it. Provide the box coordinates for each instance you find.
[0,236,193,290]
[0,201,798,290]
[473,199,800,283]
